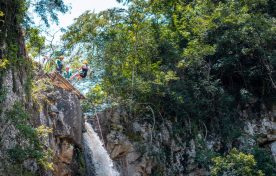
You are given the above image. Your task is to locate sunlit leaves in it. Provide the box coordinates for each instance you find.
[64,0,275,138]
[0,59,9,70]
[35,125,53,138]
[0,11,4,17]
[182,39,216,64]
[154,70,179,85]
[211,149,264,176]
[26,27,46,58]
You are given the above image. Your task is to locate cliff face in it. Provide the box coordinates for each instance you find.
[30,74,84,176]
[0,1,31,173]
[0,68,29,174]
[91,106,276,176]
[0,66,85,175]
[0,1,85,174]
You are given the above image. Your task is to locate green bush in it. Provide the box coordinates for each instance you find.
[195,137,218,169]
[251,147,276,176]
[4,102,54,172]
[211,148,264,176]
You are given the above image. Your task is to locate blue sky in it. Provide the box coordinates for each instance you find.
[57,0,123,28]
[31,1,123,92]
[41,0,123,42]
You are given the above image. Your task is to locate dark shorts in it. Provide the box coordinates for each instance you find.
[56,65,63,74]
[80,73,86,78]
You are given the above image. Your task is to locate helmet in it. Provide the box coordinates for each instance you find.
[59,56,64,60]
[83,60,88,64]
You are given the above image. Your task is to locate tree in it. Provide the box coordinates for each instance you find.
[62,0,275,174]
[0,0,69,62]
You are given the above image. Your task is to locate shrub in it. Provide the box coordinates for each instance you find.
[211,148,264,176]
[4,102,54,172]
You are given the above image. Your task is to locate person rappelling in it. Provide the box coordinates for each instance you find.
[70,60,89,80]
[63,66,72,79]
[56,56,64,74]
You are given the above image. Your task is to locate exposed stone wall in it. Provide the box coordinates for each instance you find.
[0,0,30,172]
[88,108,157,176]
[0,68,85,175]
[0,69,28,174]
[243,117,276,162]
[30,76,84,176]
[91,106,276,176]
[0,1,84,174]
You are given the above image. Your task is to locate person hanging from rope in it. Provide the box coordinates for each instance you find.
[70,60,89,80]
[56,55,64,74]
[63,65,72,80]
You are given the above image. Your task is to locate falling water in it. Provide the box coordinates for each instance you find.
[83,122,120,176]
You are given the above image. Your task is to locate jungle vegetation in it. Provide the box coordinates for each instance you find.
[62,0,276,174]
[64,0,276,140]
[0,0,275,175]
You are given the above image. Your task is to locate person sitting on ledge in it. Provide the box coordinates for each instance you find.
[63,66,72,80]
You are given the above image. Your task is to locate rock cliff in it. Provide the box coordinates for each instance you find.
[0,2,84,174]
[90,106,276,176]
[0,66,85,175]
[31,73,85,176]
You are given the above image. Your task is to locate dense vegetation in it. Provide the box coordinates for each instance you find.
[62,0,276,174]
[0,0,275,175]
[64,0,275,138]
[0,0,68,174]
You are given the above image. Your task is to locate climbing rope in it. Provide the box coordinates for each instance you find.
[95,113,105,148]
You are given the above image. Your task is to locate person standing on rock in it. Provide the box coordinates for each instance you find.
[56,56,64,74]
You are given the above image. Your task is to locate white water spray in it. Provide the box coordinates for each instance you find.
[83,122,119,176]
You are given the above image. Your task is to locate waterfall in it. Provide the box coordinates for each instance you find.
[83,122,119,176]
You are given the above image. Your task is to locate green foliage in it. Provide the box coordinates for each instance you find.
[31,77,54,111]
[173,0,275,99]
[0,0,67,174]
[195,137,218,169]
[62,0,275,174]
[0,59,9,71]
[26,28,46,58]
[31,0,69,26]
[82,84,109,112]
[63,0,275,131]
[211,149,264,176]
[251,147,276,176]
[4,102,54,172]
[0,0,68,69]
[126,131,143,142]
[0,10,4,17]
[74,148,86,176]
[5,163,36,176]
[24,66,34,98]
